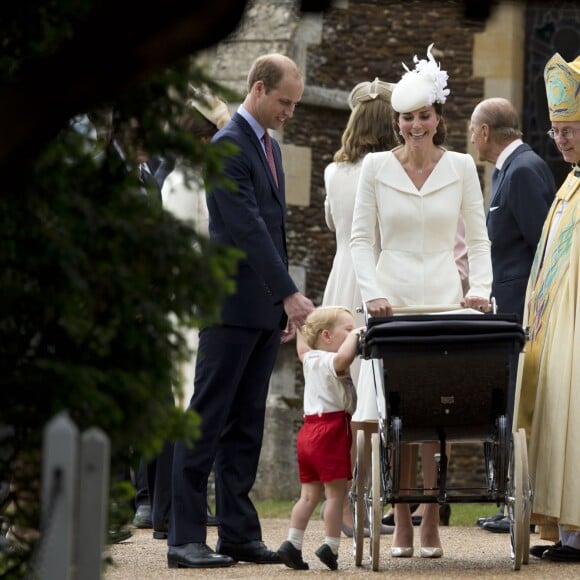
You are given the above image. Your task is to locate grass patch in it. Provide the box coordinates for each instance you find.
[255,500,501,527]
[255,499,296,519]
[446,503,501,526]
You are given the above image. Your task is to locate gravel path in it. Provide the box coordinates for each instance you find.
[105,520,580,579]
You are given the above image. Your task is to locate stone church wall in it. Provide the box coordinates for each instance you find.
[198,0,510,501]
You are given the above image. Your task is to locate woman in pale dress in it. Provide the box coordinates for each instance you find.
[350,44,492,557]
[321,78,396,536]
[322,78,396,384]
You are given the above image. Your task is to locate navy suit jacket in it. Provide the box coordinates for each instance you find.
[486,143,555,320]
[206,112,298,330]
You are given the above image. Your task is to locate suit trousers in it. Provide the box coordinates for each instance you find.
[134,456,149,507]
[147,440,174,530]
[168,324,281,546]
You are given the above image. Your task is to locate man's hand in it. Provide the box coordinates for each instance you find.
[281,292,314,343]
[280,324,296,344]
[283,292,314,328]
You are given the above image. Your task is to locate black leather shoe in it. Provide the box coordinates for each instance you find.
[439,503,451,526]
[167,542,235,568]
[315,543,338,570]
[108,528,132,544]
[476,510,504,527]
[382,514,421,526]
[381,507,447,526]
[482,516,510,533]
[382,503,420,526]
[530,541,560,558]
[153,528,168,540]
[409,504,451,526]
[216,539,282,564]
[132,504,153,528]
[278,540,309,570]
[542,545,580,562]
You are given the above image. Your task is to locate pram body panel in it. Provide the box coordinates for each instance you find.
[349,312,531,571]
[360,314,526,441]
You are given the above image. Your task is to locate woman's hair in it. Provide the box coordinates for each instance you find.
[334,97,396,163]
[392,102,447,146]
[301,306,354,349]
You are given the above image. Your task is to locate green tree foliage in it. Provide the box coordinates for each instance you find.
[0,3,242,576]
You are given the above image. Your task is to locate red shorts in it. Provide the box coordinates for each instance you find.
[297,411,352,483]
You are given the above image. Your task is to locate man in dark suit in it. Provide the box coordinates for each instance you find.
[469,96,555,533]
[471,97,555,322]
[167,53,314,569]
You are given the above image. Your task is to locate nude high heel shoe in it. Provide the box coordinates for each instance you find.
[420,547,443,558]
[391,547,414,558]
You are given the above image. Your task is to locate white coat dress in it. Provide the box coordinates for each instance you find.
[322,159,380,385]
[350,149,492,421]
[322,160,364,316]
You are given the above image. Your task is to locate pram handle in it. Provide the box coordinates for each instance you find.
[391,304,463,314]
[357,297,497,321]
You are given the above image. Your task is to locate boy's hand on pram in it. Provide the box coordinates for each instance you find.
[460,296,490,312]
[365,298,393,317]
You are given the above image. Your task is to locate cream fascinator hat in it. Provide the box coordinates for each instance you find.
[544,52,580,122]
[390,43,450,114]
[348,77,396,110]
[188,85,231,129]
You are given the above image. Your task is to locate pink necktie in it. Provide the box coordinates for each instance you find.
[262,131,279,187]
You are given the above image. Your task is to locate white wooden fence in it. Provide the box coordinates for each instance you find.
[31,412,109,580]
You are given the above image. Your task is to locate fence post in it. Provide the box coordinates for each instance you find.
[39,411,78,580]
[75,428,110,580]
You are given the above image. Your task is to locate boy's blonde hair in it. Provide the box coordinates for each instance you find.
[301,306,354,349]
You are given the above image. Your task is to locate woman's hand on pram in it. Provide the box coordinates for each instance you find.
[460,295,490,312]
[365,298,393,317]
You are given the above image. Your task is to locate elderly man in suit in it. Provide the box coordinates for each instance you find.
[167,53,314,569]
[469,97,555,533]
[471,97,555,322]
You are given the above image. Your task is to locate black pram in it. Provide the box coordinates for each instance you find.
[349,311,530,571]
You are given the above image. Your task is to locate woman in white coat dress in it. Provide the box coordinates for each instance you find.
[350,44,492,558]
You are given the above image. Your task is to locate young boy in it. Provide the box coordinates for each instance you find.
[277,306,363,570]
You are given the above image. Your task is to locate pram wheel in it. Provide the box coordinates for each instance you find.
[497,415,509,498]
[390,417,401,495]
[351,429,366,566]
[486,415,509,498]
[370,432,382,571]
[518,428,532,565]
[508,428,529,570]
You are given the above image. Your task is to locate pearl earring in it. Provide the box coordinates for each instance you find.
[398,130,403,135]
